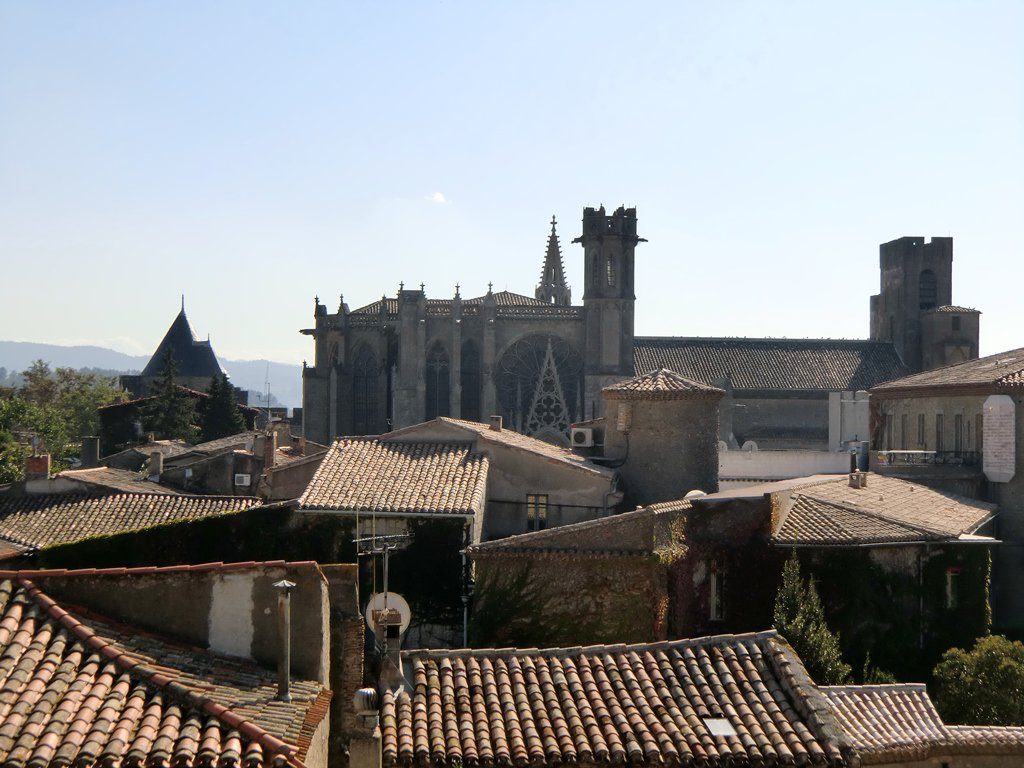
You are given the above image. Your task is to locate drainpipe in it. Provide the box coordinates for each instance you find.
[273,579,296,701]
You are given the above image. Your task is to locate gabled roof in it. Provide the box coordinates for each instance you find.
[380,630,851,768]
[872,345,1024,394]
[0,492,262,556]
[141,309,225,378]
[298,439,488,516]
[603,368,725,401]
[56,466,182,495]
[774,474,996,546]
[634,337,910,391]
[932,305,980,313]
[822,684,1024,764]
[192,431,260,454]
[384,417,615,478]
[0,572,327,768]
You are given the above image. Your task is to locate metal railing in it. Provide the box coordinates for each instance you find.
[875,450,981,467]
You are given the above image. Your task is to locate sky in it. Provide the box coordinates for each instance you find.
[1,2,1021,365]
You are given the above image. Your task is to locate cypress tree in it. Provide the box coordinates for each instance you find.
[773,552,852,684]
[200,372,246,443]
[142,348,199,443]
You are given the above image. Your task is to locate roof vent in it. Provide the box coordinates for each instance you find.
[489,415,502,432]
[703,717,737,737]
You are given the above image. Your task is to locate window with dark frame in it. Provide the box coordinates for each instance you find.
[945,567,960,609]
[954,414,963,455]
[917,414,926,448]
[526,494,548,531]
[936,414,945,452]
[353,345,379,435]
[709,562,725,621]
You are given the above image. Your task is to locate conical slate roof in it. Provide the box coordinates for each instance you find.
[141,308,225,378]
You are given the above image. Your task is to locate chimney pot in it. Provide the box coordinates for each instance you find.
[489,415,502,432]
[149,451,163,481]
[80,437,101,469]
[264,430,278,469]
[273,579,296,702]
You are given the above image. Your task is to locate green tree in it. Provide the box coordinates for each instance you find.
[933,634,1024,725]
[141,349,199,443]
[199,373,246,443]
[773,553,852,684]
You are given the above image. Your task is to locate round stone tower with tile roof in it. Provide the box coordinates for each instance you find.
[601,368,725,506]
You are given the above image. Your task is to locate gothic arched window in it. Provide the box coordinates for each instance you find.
[353,345,379,435]
[919,269,937,310]
[426,342,451,420]
[495,334,583,443]
[460,340,481,422]
[606,254,616,287]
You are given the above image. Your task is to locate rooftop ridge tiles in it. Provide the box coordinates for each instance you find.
[16,577,310,768]
[402,629,784,660]
[0,560,320,580]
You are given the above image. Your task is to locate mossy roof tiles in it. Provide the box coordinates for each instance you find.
[0,492,262,554]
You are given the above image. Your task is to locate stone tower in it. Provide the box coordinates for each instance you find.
[534,216,571,306]
[869,236,979,371]
[576,206,645,412]
[600,368,724,506]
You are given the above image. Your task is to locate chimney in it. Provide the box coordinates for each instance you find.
[273,579,295,701]
[296,435,307,455]
[489,415,502,432]
[80,437,101,469]
[848,471,868,489]
[264,430,278,469]
[25,454,51,481]
[149,451,163,482]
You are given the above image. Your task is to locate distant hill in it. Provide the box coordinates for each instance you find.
[0,341,302,409]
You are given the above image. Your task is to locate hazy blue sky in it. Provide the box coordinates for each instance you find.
[1,2,1021,368]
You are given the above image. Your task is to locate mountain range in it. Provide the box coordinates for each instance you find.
[0,341,302,409]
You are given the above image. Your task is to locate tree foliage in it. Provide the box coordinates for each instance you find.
[0,360,126,480]
[199,373,246,443]
[141,349,199,443]
[933,634,1024,725]
[773,553,852,685]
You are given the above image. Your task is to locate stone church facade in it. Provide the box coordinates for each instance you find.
[301,206,641,445]
[301,207,980,448]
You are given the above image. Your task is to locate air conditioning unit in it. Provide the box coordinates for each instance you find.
[570,427,594,448]
[234,473,251,487]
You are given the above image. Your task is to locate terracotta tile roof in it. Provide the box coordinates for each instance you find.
[775,474,995,545]
[352,297,399,315]
[604,369,725,401]
[56,467,182,495]
[0,576,326,768]
[192,431,260,453]
[298,440,488,515]
[932,305,979,313]
[822,685,1024,763]
[633,338,910,391]
[0,492,262,555]
[872,346,1024,393]
[380,630,852,767]
[775,497,954,546]
[386,418,615,478]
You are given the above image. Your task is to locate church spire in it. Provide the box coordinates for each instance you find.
[534,215,571,306]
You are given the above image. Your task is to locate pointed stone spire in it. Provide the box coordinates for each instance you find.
[535,215,571,306]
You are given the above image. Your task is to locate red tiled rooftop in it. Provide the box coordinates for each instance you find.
[0,576,327,768]
[381,631,852,767]
[603,368,725,401]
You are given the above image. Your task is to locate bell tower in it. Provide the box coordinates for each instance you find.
[576,205,645,416]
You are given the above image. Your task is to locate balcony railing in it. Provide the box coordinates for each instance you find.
[874,450,981,467]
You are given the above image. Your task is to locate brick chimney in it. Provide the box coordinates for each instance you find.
[25,454,51,481]
[264,430,278,469]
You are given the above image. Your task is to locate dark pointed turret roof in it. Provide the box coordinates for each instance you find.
[535,215,571,306]
[141,308,225,378]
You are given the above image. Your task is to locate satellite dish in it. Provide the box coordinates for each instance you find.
[364,592,411,635]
